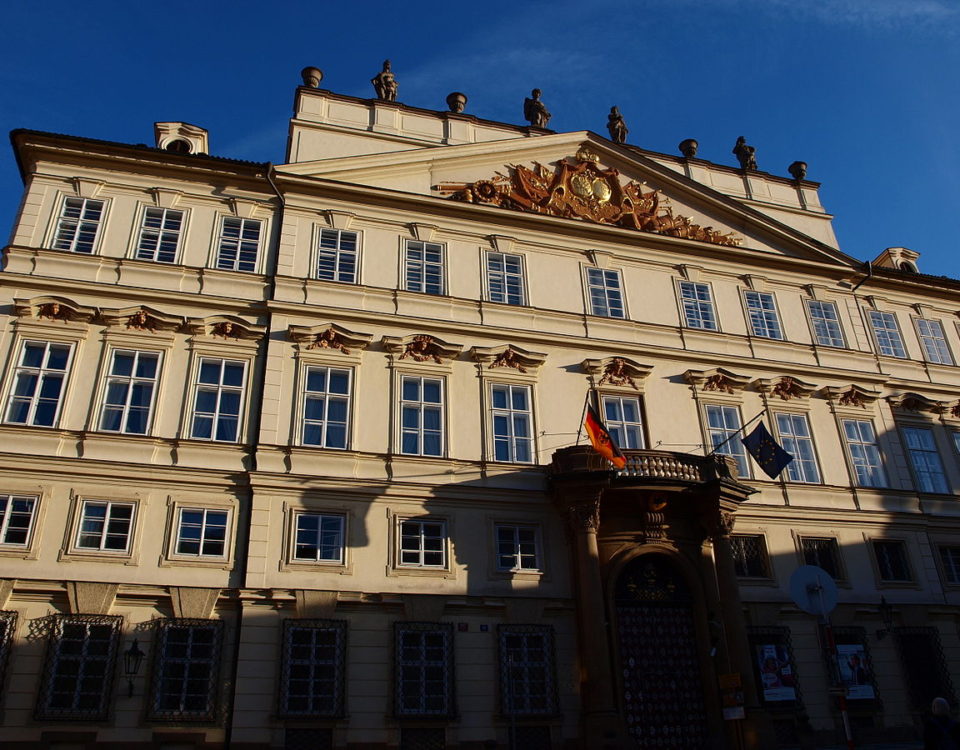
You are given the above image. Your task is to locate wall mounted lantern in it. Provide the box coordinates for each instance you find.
[876,596,894,640]
[123,639,145,697]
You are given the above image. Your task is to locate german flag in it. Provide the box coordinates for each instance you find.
[584,403,626,469]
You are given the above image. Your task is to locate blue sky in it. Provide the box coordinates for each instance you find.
[2,0,958,276]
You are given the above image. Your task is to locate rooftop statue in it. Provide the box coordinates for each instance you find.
[371,60,398,101]
[732,136,758,171]
[523,88,551,128]
[607,106,628,144]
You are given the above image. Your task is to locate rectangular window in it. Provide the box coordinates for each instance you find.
[842,419,887,488]
[585,267,625,318]
[190,358,246,442]
[76,500,134,552]
[800,537,842,579]
[400,376,444,456]
[216,217,262,272]
[149,619,222,720]
[280,619,347,717]
[316,229,359,283]
[873,540,912,582]
[37,615,121,719]
[775,413,821,483]
[938,546,960,585]
[486,251,526,305]
[868,310,907,358]
[175,508,228,557]
[52,197,104,254]
[394,622,454,717]
[5,340,73,427]
[704,404,750,478]
[731,534,770,578]
[398,518,447,568]
[602,395,645,450]
[404,240,445,295]
[499,625,557,716]
[294,513,345,564]
[894,627,956,711]
[806,300,845,347]
[495,524,541,571]
[744,291,783,340]
[491,383,533,463]
[302,367,351,449]
[916,319,954,365]
[0,494,37,546]
[99,349,160,434]
[902,426,949,493]
[135,207,184,263]
[679,281,718,330]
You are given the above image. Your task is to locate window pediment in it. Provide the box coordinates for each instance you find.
[471,344,546,376]
[186,315,266,342]
[821,384,881,409]
[99,305,183,333]
[14,296,96,325]
[288,323,373,356]
[754,375,817,401]
[382,334,462,365]
[684,367,750,395]
[583,357,653,391]
[887,392,942,414]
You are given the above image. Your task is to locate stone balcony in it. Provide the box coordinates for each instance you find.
[549,445,739,486]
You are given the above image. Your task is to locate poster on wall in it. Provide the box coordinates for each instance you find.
[836,643,875,699]
[756,644,797,702]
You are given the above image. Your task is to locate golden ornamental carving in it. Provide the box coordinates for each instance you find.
[598,358,637,389]
[400,335,445,364]
[703,373,736,394]
[436,153,740,247]
[307,327,352,355]
[211,322,241,340]
[838,388,867,408]
[38,302,72,323]
[489,349,527,373]
[771,377,802,401]
[126,309,158,333]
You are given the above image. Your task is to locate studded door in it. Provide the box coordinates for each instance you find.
[615,555,708,748]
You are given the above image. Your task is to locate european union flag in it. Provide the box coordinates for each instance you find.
[741,422,793,479]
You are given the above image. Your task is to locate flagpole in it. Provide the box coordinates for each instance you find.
[575,390,592,445]
[705,409,765,456]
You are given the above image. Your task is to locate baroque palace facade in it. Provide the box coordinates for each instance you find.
[1,71,960,750]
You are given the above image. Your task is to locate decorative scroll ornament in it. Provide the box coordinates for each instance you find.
[184,315,265,342]
[99,305,182,333]
[308,327,352,354]
[383,334,462,365]
[470,344,546,374]
[289,323,373,355]
[887,392,942,414]
[684,367,751,395]
[583,357,653,391]
[754,375,817,402]
[436,149,740,247]
[126,309,158,333]
[952,403,960,420]
[704,374,736,394]
[211,322,241,340]
[400,335,446,364]
[14,296,96,324]
[38,302,73,322]
[599,358,637,389]
[820,384,881,410]
[771,377,801,401]
[489,349,527,373]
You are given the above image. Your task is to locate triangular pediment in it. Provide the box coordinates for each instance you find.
[277,131,856,267]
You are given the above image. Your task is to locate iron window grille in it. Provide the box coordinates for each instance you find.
[0,610,18,696]
[585,267,625,318]
[916,318,954,365]
[175,508,229,557]
[800,537,843,580]
[302,366,351,449]
[399,376,444,457]
[398,518,447,568]
[602,395,645,450]
[678,281,718,330]
[316,228,359,283]
[135,207,184,263]
[744,291,783,339]
[873,540,912,582]
[806,299,845,347]
[495,524,541,571]
[149,618,223,721]
[491,383,533,463]
[704,404,750,478]
[52,197,104,254]
[293,512,345,564]
[842,419,887,488]
[216,216,262,272]
[404,240,445,295]
[939,546,960,585]
[0,493,38,546]
[825,626,879,704]
[5,340,73,427]
[730,534,770,578]
[36,614,122,720]
[394,622,455,717]
[99,349,160,434]
[279,619,347,717]
[498,624,558,716]
[867,310,907,358]
[486,251,526,305]
[399,728,446,750]
[901,426,950,493]
[76,500,135,552]
[190,357,246,442]
[894,627,956,711]
[774,413,821,483]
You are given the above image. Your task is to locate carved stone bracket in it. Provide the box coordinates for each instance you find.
[99,305,183,333]
[582,356,653,391]
[754,375,817,401]
[821,384,881,409]
[383,334,462,364]
[14,296,96,324]
[568,497,602,532]
[288,323,373,355]
[470,344,546,374]
[186,315,266,342]
[701,509,737,540]
[887,392,943,414]
[684,367,751,395]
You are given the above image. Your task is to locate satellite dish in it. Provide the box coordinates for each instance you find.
[789,565,838,617]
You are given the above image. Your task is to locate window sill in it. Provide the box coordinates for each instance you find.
[160,555,234,571]
[59,548,138,565]
[390,566,456,579]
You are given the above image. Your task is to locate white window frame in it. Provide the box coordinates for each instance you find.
[490,383,534,463]
[901,425,949,494]
[806,299,846,348]
[51,196,105,254]
[601,394,645,450]
[98,348,161,435]
[188,357,247,443]
[404,240,445,295]
[841,419,887,488]
[867,310,907,358]
[4,340,74,428]
[485,250,526,305]
[915,318,954,365]
[584,266,626,319]
[743,290,783,340]
[399,375,445,457]
[133,206,185,264]
[397,517,448,568]
[495,523,542,572]
[774,412,821,483]
[316,228,360,283]
[0,493,38,547]
[174,507,230,558]
[292,512,346,564]
[678,280,719,330]
[704,404,750,478]
[300,366,351,450]
[215,216,262,273]
[75,500,136,553]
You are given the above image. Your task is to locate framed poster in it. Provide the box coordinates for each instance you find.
[836,643,875,700]
[755,643,797,702]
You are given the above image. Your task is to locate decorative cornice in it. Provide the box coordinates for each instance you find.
[582,357,653,391]
[185,315,266,342]
[754,375,817,401]
[13,296,96,324]
[821,384,881,409]
[382,334,462,364]
[287,323,373,355]
[684,367,751,394]
[887,392,942,414]
[98,305,182,333]
[470,344,546,374]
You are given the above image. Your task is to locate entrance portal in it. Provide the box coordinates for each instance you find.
[614,554,708,748]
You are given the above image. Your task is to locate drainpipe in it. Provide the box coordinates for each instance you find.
[850,261,873,292]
